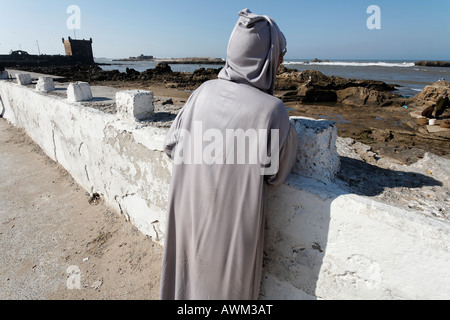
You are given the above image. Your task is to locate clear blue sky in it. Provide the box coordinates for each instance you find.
[1,0,449,60]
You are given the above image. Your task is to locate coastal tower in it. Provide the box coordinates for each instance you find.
[62,37,94,65]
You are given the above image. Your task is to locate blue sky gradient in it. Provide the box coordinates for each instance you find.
[1,0,449,60]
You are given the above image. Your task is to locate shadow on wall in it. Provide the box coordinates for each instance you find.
[91,96,113,102]
[138,112,177,128]
[0,93,5,118]
[261,156,442,300]
[337,156,442,197]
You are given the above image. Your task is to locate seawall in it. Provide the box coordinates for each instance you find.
[1,75,450,300]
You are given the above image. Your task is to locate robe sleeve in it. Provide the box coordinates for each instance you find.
[164,110,184,160]
[265,123,298,187]
[164,88,201,160]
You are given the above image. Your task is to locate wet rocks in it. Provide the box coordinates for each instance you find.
[12,63,222,91]
[414,80,450,107]
[310,58,329,63]
[153,62,172,74]
[336,87,398,107]
[296,86,337,103]
[276,68,400,106]
[125,67,140,78]
[415,61,450,68]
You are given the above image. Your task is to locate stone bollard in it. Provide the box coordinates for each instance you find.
[36,77,55,92]
[290,116,340,182]
[116,90,154,122]
[67,82,93,102]
[16,73,32,85]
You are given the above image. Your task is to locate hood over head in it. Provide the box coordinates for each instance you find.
[218,8,287,95]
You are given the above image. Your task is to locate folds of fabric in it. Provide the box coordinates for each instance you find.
[218,8,287,95]
[160,9,297,300]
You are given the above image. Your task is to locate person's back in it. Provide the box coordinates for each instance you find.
[178,78,289,151]
[160,8,298,300]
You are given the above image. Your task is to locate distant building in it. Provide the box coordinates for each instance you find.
[136,54,154,60]
[0,37,96,68]
[62,37,95,65]
[113,54,154,62]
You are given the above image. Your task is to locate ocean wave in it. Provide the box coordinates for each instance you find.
[283,61,415,68]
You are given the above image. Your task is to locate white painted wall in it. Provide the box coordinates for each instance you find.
[262,177,450,300]
[1,79,450,300]
[0,80,169,244]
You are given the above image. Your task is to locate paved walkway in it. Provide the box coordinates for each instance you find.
[0,118,161,300]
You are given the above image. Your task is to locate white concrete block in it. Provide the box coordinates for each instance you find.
[290,116,340,182]
[116,90,154,121]
[16,73,32,85]
[67,82,93,102]
[0,71,8,79]
[36,77,55,92]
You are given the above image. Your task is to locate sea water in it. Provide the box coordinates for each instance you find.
[96,58,450,97]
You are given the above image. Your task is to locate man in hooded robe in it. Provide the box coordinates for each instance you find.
[160,8,299,300]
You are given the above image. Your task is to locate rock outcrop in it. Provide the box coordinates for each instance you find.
[336,87,398,107]
[276,67,400,106]
[414,80,450,107]
[415,61,450,68]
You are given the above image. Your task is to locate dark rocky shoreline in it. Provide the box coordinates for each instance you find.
[12,62,408,107]
[274,66,406,107]
[415,60,450,68]
[155,57,225,65]
[12,62,221,91]
[6,62,450,164]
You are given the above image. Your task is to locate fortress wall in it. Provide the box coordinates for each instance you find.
[1,78,450,300]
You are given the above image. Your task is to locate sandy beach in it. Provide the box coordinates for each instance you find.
[0,118,162,299]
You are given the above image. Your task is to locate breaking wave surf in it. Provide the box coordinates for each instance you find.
[283,61,415,68]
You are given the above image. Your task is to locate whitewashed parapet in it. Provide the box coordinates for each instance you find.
[290,116,340,182]
[116,90,155,122]
[36,77,55,92]
[16,73,32,85]
[67,82,93,102]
